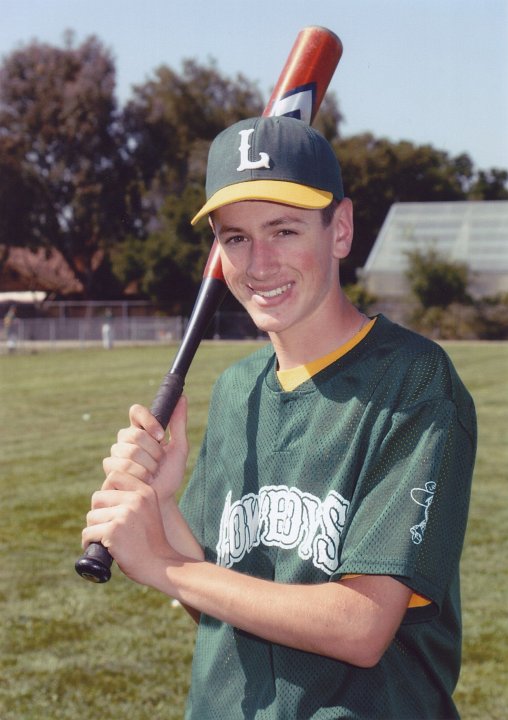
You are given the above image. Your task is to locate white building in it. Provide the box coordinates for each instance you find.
[361,201,508,299]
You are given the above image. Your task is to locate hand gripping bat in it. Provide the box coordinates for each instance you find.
[75,25,343,583]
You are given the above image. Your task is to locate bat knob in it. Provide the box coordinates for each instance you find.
[75,542,113,583]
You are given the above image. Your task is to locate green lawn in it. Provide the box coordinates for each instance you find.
[1,341,506,719]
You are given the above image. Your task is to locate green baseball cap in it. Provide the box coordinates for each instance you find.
[191,116,344,225]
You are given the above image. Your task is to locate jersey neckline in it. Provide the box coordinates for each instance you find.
[276,316,378,392]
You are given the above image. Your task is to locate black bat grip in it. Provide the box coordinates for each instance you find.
[150,371,185,430]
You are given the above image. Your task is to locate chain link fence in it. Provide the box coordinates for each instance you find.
[1,311,264,352]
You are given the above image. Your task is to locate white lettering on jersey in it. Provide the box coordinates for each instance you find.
[216,485,350,575]
[237,129,270,171]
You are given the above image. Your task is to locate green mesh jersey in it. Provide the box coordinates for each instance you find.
[179,315,476,719]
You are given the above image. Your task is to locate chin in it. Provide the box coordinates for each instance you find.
[251,316,290,336]
[245,310,276,331]
[242,300,297,336]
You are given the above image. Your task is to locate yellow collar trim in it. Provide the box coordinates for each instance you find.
[277,317,377,392]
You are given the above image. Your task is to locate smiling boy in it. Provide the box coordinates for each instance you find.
[211,199,366,368]
[83,116,476,719]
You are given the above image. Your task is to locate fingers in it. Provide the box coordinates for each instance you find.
[81,520,112,551]
[129,403,165,441]
[104,442,160,482]
[82,481,172,587]
[94,478,147,506]
[124,398,188,453]
[84,479,156,537]
[103,456,150,484]
[116,424,163,455]
[82,488,133,549]
[103,404,166,481]
[100,397,190,511]
[100,469,146,493]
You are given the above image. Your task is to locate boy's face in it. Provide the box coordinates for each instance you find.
[211,200,352,344]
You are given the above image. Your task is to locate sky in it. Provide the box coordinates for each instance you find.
[1,0,507,171]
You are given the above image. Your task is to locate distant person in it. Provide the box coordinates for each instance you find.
[4,304,18,353]
[101,308,114,350]
[82,117,477,718]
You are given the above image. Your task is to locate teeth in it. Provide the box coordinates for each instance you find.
[255,283,292,298]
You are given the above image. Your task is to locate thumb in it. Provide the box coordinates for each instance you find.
[167,395,189,453]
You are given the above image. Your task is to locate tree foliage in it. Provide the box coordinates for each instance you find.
[335,135,477,283]
[312,93,344,143]
[0,134,42,263]
[468,168,508,200]
[113,59,266,310]
[111,185,214,313]
[0,32,506,308]
[0,34,143,297]
[124,59,264,195]
[405,247,470,309]
[404,250,508,340]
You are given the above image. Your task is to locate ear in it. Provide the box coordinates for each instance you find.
[331,198,354,260]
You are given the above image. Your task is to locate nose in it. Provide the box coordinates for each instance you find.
[246,239,279,280]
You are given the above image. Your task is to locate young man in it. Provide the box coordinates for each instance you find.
[83,117,477,719]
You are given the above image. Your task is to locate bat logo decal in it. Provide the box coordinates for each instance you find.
[271,82,317,124]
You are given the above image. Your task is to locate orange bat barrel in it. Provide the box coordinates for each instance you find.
[264,26,343,123]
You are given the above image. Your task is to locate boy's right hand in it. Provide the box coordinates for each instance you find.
[102,396,189,507]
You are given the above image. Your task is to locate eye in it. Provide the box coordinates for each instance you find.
[224,234,248,246]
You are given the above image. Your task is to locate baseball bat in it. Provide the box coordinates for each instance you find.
[75,26,343,583]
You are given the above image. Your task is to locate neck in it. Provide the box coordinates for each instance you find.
[270,297,367,371]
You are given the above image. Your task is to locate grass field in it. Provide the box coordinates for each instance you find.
[1,341,507,719]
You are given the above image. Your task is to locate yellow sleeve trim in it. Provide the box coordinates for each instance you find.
[340,574,432,608]
[277,317,377,392]
[407,593,432,608]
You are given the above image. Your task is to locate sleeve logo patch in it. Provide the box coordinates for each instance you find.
[409,481,436,545]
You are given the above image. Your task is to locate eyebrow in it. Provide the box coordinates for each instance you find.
[217,214,308,235]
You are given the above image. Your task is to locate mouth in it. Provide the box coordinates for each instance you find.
[251,282,293,299]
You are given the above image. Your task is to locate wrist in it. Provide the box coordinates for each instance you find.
[150,550,199,599]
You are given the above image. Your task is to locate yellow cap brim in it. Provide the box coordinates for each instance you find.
[191,180,333,225]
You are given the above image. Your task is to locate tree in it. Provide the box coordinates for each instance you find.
[312,92,343,143]
[123,59,265,196]
[405,247,470,309]
[333,134,508,284]
[0,34,144,297]
[334,135,474,282]
[402,247,508,340]
[112,184,214,313]
[468,168,508,200]
[0,135,43,266]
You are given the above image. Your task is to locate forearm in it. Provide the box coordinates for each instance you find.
[149,557,410,667]
[159,497,204,623]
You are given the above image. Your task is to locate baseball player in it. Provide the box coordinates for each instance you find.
[83,116,477,718]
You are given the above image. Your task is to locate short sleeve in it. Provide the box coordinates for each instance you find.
[334,395,475,616]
